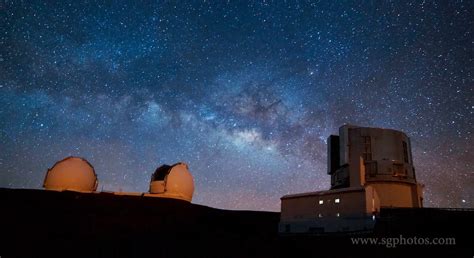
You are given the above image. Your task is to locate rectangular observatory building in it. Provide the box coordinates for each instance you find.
[280,125,424,233]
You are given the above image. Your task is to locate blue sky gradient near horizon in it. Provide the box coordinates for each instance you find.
[1,1,472,210]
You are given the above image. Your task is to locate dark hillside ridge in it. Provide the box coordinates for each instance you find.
[1,188,472,257]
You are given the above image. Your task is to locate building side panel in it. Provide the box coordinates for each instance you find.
[281,191,367,222]
[369,183,417,208]
[327,135,340,175]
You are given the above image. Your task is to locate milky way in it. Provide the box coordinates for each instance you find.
[1,1,472,210]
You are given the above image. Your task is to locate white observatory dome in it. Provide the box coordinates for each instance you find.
[149,162,194,202]
[43,157,98,192]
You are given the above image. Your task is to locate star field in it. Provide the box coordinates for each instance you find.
[0,1,472,210]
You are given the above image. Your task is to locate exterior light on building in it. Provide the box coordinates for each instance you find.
[336,213,340,217]
[318,213,323,218]
[335,198,340,203]
[319,200,324,205]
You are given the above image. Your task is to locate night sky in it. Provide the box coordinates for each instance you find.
[1,1,472,211]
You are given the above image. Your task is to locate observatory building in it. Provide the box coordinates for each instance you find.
[42,157,194,202]
[280,125,424,233]
[147,163,194,202]
[44,157,98,192]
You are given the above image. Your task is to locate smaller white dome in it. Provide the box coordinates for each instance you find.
[149,162,194,202]
[43,157,98,192]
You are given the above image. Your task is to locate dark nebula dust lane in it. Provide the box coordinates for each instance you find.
[0,1,472,210]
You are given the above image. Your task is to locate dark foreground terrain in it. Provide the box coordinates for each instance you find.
[1,188,472,257]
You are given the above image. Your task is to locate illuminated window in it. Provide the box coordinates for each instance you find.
[336,213,340,217]
[335,198,340,203]
[319,200,324,205]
